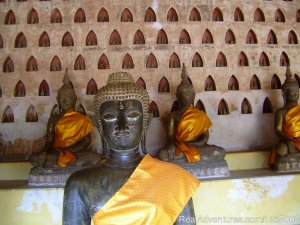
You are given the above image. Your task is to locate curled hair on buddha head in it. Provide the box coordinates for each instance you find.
[94,72,150,153]
[282,64,298,93]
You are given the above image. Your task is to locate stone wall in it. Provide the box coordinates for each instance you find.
[0,0,299,160]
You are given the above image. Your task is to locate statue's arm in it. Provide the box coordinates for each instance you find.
[274,110,287,140]
[63,178,91,225]
[42,116,56,152]
[158,117,176,161]
[68,133,92,153]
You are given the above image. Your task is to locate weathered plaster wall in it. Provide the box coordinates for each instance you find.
[0,0,299,160]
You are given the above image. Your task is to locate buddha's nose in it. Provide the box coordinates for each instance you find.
[116,112,129,131]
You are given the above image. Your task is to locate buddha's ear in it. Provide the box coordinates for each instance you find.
[141,132,146,154]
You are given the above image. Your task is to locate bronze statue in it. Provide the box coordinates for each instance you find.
[270,65,300,170]
[30,69,100,168]
[63,72,199,225]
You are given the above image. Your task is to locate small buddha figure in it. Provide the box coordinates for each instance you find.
[63,72,200,225]
[158,64,226,164]
[30,69,100,168]
[270,65,300,170]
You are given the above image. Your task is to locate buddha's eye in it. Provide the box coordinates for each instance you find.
[102,113,117,121]
[127,111,142,120]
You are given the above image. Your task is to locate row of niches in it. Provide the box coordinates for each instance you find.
[3,74,300,98]
[1,51,294,72]
[1,29,298,48]
[0,96,280,123]
[3,6,300,24]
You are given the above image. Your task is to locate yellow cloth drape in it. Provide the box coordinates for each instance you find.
[93,154,200,225]
[175,107,212,163]
[53,108,94,167]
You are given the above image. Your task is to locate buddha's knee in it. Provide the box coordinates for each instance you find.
[275,142,288,156]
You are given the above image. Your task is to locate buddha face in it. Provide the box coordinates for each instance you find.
[176,86,195,108]
[57,89,77,112]
[284,87,299,105]
[100,99,143,150]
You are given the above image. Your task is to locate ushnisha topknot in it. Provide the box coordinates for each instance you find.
[282,64,298,92]
[58,68,75,96]
[94,72,149,133]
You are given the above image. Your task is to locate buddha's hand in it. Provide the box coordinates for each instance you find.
[157,145,176,161]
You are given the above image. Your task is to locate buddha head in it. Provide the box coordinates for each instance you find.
[57,69,77,112]
[282,65,299,106]
[94,72,149,153]
[176,64,195,109]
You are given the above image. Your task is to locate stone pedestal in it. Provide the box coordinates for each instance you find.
[275,154,300,172]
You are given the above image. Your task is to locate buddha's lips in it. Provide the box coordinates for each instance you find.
[114,130,131,137]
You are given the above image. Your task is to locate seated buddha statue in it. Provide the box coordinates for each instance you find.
[63,72,200,225]
[158,64,225,163]
[270,65,300,170]
[30,69,100,168]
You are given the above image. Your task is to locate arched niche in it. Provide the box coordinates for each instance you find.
[241,98,252,114]
[0,34,3,48]
[288,30,298,44]
[254,8,265,22]
[86,79,97,95]
[0,85,2,97]
[189,7,201,21]
[51,104,59,117]
[179,29,191,44]
[26,56,38,71]
[267,30,277,44]
[51,8,62,23]
[74,8,86,23]
[246,29,257,44]
[121,8,133,22]
[109,30,121,45]
[74,55,85,70]
[205,75,216,91]
[136,77,146,89]
[27,8,39,24]
[149,101,160,117]
[98,54,110,69]
[169,52,180,68]
[275,9,285,22]
[195,99,206,112]
[228,75,239,90]
[263,97,273,113]
[50,55,62,71]
[86,30,97,46]
[238,51,248,66]
[97,7,109,22]
[250,75,261,90]
[216,52,227,67]
[62,32,74,46]
[280,52,289,66]
[167,7,178,21]
[5,10,16,25]
[212,7,223,21]
[39,31,50,47]
[144,7,156,22]
[122,54,134,69]
[271,74,281,89]
[171,100,179,112]
[133,30,145,45]
[3,56,14,72]
[234,7,244,21]
[2,106,14,123]
[294,74,300,88]
[39,80,50,96]
[77,104,86,115]
[297,9,300,22]
[157,29,168,44]
[192,53,203,67]
[14,80,26,97]
[158,76,170,92]
[146,53,158,68]
[26,105,38,122]
[259,52,270,66]
[225,29,235,44]
[218,99,229,115]
[15,32,27,48]
[202,29,213,44]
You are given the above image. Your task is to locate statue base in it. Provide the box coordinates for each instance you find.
[275,154,300,172]
[171,158,230,179]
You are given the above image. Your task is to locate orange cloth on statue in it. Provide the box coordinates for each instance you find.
[269,105,300,166]
[175,107,212,163]
[53,108,94,167]
[93,154,200,225]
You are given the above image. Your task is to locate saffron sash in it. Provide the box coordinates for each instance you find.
[175,107,212,163]
[93,155,200,225]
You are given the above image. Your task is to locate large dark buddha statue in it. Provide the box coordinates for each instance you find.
[270,65,300,171]
[63,72,200,225]
[30,69,100,168]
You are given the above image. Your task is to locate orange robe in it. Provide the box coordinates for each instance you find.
[53,108,94,167]
[175,107,212,163]
[93,154,200,225]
